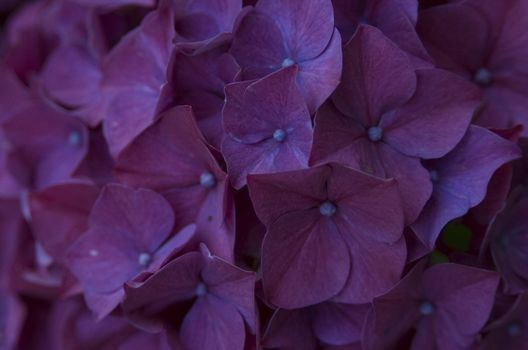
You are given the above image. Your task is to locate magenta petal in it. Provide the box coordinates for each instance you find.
[40,45,102,111]
[0,291,26,350]
[222,67,312,188]
[380,69,480,159]
[312,302,369,346]
[262,308,317,350]
[123,252,204,332]
[88,184,175,251]
[67,228,141,294]
[262,211,350,308]
[231,11,288,79]
[0,66,29,123]
[84,288,125,321]
[412,126,521,249]
[28,181,98,261]
[377,144,432,224]
[424,264,499,336]
[201,255,256,332]
[223,66,310,143]
[335,235,406,304]
[327,166,404,243]
[256,0,334,60]
[248,167,329,225]
[102,6,174,157]
[417,3,490,74]
[3,102,88,190]
[180,296,246,350]
[333,25,416,126]
[297,29,343,113]
[115,106,222,192]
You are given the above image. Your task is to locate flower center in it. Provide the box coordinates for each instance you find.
[273,129,287,142]
[319,201,337,217]
[419,301,435,316]
[507,321,522,336]
[68,131,82,146]
[367,126,383,142]
[473,68,492,86]
[195,282,207,297]
[429,170,440,183]
[200,172,216,188]
[281,58,295,67]
[138,252,151,267]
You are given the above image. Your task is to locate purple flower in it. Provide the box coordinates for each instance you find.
[0,290,26,350]
[482,292,528,350]
[159,34,240,149]
[2,100,89,190]
[101,5,174,157]
[412,126,521,250]
[332,0,432,67]
[65,184,195,319]
[122,245,256,350]
[45,298,171,350]
[311,25,480,223]
[363,262,499,350]
[484,188,528,294]
[417,0,528,134]
[248,164,405,308]
[263,302,369,349]
[28,181,99,264]
[115,106,235,261]
[230,0,342,113]
[222,66,313,189]
[171,0,241,43]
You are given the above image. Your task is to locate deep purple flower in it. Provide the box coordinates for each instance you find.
[263,302,369,349]
[332,0,432,67]
[222,66,313,189]
[28,181,99,264]
[171,0,241,43]
[417,0,528,134]
[159,34,240,149]
[45,298,171,350]
[248,164,405,308]
[115,106,235,261]
[101,4,174,157]
[2,100,89,190]
[231,0,342,113]
[67,0,156,7]
[0,290,26,350]
[411,126,521,250]
[65,183,195,318]
[483,188,528,294]
[311,25,480,223]
[363,262,499,350]
[122,245,256,350]
[482,292,528,350]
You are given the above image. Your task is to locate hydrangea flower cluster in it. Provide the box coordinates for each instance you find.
[1,0,528,349]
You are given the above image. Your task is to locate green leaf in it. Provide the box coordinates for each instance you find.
[441,221,472,252]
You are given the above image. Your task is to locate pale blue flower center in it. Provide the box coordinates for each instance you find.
[196,282,207,297]
[138,252,151,267]
[429,170,440,183]
[282,58,295,67]
[474,68,492,86]
[200,172,216,188]
[367,126,383,142]
[419,301,435,316]
[508,321,522,336]
[68,131,82,146]
[319,201,337,217]
[273,129,287,142]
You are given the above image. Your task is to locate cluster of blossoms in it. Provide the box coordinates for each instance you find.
[1,0,528,349]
